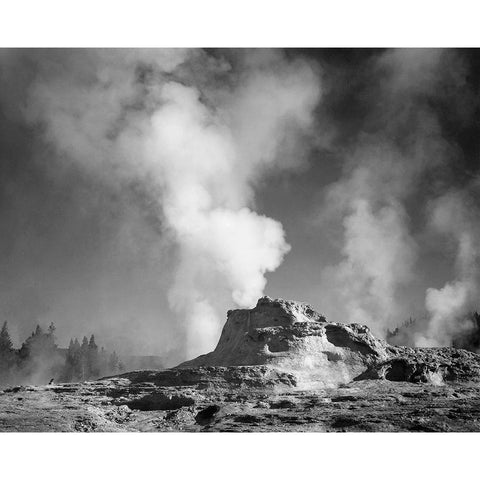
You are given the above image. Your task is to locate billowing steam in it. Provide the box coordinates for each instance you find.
[320,145,418,334]
[24,49,320,357]
[319,49,473,339]
[2,48,478,360]
[416,190,480,346]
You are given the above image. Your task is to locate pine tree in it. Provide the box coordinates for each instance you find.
[17,323,61,384]
[108,351,119,373]
[47,322,56,339]
[18,327,36,360]
[19,323,57,360]
[63,338,79,382]
[0,322,15,384]
[80,336,89,380]
[0,322,13,352]
[72,338,82,379]
[99,346,108,376]
[46,323,57,351]
[87,334,99,379]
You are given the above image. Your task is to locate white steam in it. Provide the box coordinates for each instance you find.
[320,148,417,335]
[25,49,320,357]
[319,49,465,338]
[416,191,480,346]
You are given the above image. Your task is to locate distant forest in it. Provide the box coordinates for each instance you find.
[0,321,124,387]
[387,311,480,351]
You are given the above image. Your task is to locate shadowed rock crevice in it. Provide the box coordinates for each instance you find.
[127,393,195,411]
[195,405,221,425]
[324,324,380,357]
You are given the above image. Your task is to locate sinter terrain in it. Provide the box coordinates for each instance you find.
[1,297,480,432]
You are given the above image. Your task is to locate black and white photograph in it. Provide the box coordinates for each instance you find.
[1,2,480,477]
[2,45,480,433]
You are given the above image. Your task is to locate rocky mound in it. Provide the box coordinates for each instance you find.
[177,296,480,388]
[179,297,387,387]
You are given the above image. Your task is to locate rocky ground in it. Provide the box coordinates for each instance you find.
[1,371,480,432]
[2,297,480,432]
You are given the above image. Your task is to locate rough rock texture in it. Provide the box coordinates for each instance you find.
[1,297,480,432]
[2,373,480,432]
[179,297,389,388]
[360,346,480,384]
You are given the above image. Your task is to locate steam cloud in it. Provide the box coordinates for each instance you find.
[320,146,418,335]
[418,189,480,346]
[1,48,478,359]
[24,49,320,357]
[319,49,476,341]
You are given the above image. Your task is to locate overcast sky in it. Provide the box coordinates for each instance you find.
[0,49,479,363]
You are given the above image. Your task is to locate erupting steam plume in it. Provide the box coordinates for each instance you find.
[24,50,320,357]
[1,48,478,359]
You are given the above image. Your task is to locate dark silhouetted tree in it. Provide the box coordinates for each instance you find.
[19,324,56,360]
[80,336,89,380]
[0,322,16,384]
[0,322,13,350]
[87,335,99,378]
[17,323,61,384]
[61,335,121,382]
[63,337,83,382]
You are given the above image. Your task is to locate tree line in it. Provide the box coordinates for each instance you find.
[0,321,124,386]
[386,311,480,350]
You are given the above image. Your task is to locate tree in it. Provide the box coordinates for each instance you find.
[47,322,56,339]
[17,323,61,384]
[0,322,16,384]
[63,337,82,382]
[87,335,99,378]
[99,346,108,376]
[72,338,82,379]
[62,335,120,381]
[108,351,119,373]
[0,321,13,352]
[80,336,89,380]
[19,324,55,360]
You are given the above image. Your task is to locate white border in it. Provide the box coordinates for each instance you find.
[0,431,478,479]
[1,0,480,47]
[1,2,479,479]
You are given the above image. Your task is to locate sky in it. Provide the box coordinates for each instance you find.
[0,49,479,364]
